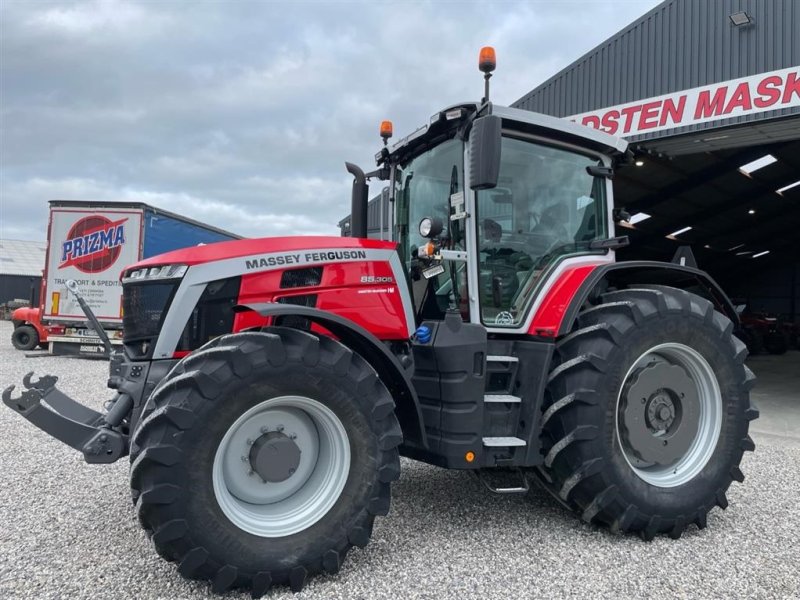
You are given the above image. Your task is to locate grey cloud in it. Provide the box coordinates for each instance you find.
[1,0,660,242]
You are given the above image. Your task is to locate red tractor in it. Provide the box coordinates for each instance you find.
[10,306,49,351]
[3,49,756,596]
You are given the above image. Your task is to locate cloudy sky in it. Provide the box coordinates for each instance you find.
[1,0,660,241]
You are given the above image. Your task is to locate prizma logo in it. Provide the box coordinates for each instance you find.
[60,215,128,273]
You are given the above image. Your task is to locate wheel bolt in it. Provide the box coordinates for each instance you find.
[260,426,269,434]
[641,398,646,404]
[241,456,248,462]
[246,438,254,445]
[290,433,297,440]
[277,425,285,432]
[248,470,254,476]
[663,440,668,446]
[288,468,295,476]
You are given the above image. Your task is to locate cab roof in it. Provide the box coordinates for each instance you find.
[385,102,627,165]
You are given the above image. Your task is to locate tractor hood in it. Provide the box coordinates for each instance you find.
[125,236,398,272]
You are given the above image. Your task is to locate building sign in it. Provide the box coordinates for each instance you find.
[568,66,800,137]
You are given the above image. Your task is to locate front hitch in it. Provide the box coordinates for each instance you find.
[2,371,128,464]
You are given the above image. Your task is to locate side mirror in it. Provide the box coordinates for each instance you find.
[469,114,502,190]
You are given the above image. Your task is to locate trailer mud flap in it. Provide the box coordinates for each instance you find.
[2,372,127,464]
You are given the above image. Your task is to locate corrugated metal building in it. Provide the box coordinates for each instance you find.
[0,239,46,307]
[512,0,799,319]
[514,0,800,151]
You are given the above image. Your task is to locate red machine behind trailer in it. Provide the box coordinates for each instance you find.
[3,49,757,596]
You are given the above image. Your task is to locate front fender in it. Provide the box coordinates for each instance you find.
[234,302,428,448]
[12,306,40,324]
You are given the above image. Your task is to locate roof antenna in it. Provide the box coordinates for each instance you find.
[479,46,496,103]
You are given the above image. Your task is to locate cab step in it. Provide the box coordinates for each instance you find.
[482,436,526,447]
[486,355,518,363]
[473,468,530,494]
[484,394,522,403]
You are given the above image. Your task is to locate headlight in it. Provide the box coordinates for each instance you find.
[122,264,188,283]
[418,216,443,239]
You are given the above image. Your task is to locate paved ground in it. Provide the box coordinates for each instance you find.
[0,320,797,599]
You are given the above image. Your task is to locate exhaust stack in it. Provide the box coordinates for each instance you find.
[345,162,368,238]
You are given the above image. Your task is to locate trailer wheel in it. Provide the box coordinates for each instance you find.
[11,325,39,351]
[538,285,757,540]
[130,328,402,595]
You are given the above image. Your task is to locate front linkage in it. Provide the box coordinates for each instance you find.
[3,279,133,464]
[3,371,128,463]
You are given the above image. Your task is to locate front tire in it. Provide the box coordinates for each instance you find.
[11,325,38,351]
[538,285,757,539]
[130,328,402,595]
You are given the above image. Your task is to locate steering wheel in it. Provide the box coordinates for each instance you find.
[480,232,556,258]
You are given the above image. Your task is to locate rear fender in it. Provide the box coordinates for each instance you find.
[559,261,739,336]
[234,302,427,448]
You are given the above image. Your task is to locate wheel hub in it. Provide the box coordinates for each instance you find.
[621,361,699,465]
[213,396,351,537]
[645,392,676,432]
[249,432,302,483]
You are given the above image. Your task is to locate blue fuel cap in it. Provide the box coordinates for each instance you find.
[415,325,432,344]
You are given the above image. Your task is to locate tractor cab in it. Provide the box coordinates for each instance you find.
[354,49,628,335]
[389,103,621,330]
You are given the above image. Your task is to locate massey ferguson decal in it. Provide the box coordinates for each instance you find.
[245,249,368,270]
[569,66,800,137]
[60,215,127,273]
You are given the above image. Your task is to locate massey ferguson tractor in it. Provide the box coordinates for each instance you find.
[3,48,757,596]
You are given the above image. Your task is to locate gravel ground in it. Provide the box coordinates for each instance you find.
[0,320,797,599]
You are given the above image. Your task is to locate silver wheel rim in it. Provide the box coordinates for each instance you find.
[616,343,722,488]
[212,395,350,537]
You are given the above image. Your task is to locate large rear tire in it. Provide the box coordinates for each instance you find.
[130,328,402,595]
[538,285,757,539]
[11,324,38,351]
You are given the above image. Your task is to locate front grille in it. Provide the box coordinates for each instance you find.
[176,277,241,352]
[122,282,178,344]
[280,267,323,289]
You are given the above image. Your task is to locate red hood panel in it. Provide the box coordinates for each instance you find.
[131,236,398,269]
